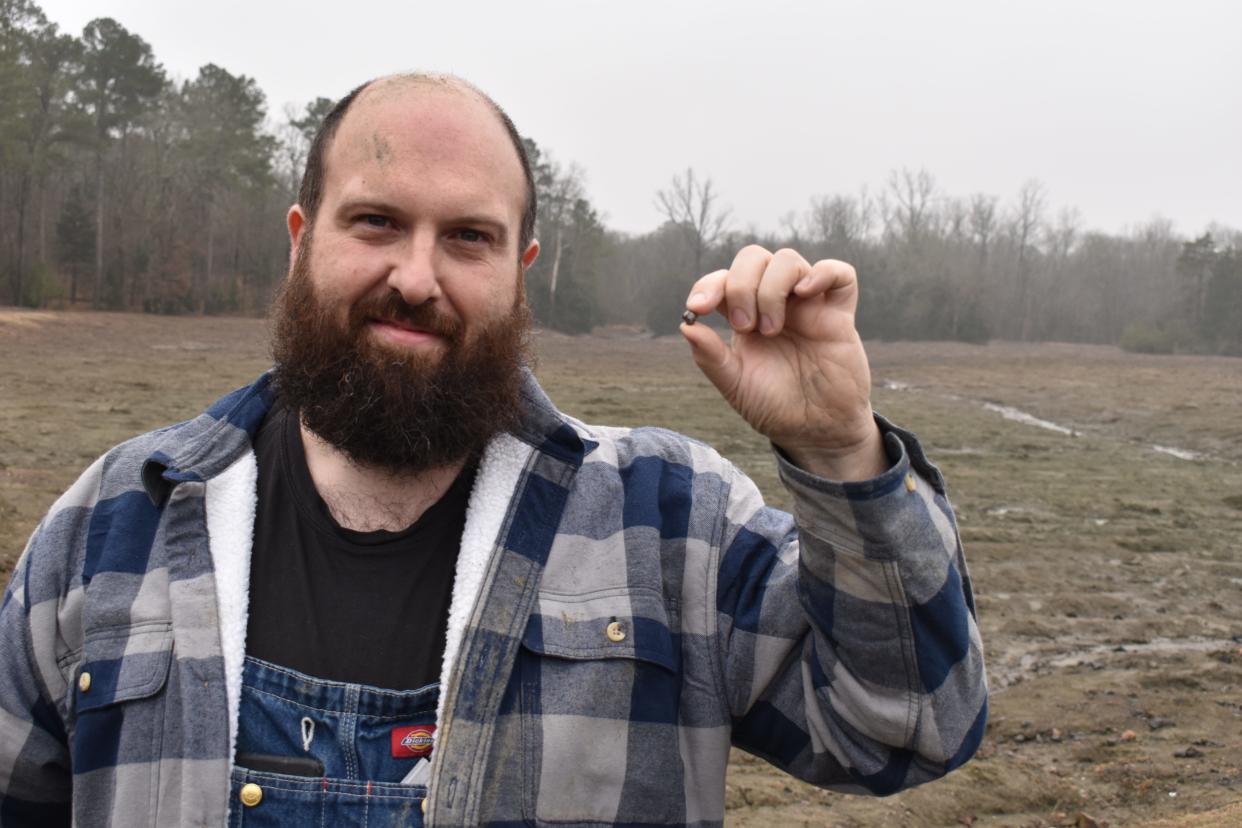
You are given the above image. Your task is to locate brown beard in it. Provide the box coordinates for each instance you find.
[270,235,532,474]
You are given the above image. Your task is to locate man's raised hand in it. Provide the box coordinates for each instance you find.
[679,245,888,481]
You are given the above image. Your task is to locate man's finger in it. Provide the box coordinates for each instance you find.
[722,245,772,333]
[792,259,859,312]
[755,248,812,336]
[685,269,729,316]
[680,319,742,403]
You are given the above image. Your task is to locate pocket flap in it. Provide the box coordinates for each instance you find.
[521,589,677,672]
[76,622,174,713]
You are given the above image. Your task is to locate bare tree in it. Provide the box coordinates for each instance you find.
[882,167,937,245]
[805,189,875,254]
[1045,207,1081,261]
[968,194,999,264]
[1010,179,1046,339]
[540,159,586,314]
[778,210,802,248]
[943,196,970,244]
[1039,207,1082,339]
[655,167,730,275]
[965,193,1000,314]
[275,103,309,202]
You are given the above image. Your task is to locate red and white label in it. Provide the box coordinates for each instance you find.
[391,725,435,758]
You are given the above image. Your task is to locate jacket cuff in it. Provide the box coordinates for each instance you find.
[773,413,947,558]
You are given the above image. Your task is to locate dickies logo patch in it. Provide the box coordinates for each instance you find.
[391,725,435,758]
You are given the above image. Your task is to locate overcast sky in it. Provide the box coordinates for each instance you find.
[37,0,1242,237]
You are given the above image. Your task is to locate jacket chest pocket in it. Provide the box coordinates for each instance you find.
[71,622,174,783]
[513,588,687,824]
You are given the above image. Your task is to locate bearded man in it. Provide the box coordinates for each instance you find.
[0,74,987,827]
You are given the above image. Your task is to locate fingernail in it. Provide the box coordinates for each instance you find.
[730,308,750,329]
[689,292,706,306]
[796,277,812,291]
[758,314,775,334]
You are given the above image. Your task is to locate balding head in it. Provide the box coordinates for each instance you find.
[295,72,538,253]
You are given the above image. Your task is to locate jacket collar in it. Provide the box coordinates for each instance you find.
[140,374,275,505]
[508,368,598,465]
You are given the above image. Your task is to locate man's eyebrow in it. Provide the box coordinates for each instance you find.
[334,198,404,219]
[450,215,509,239]
[333,201,509,239]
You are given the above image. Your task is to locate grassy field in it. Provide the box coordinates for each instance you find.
[2,310,1241,827]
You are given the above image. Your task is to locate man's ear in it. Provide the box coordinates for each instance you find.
[521,239,540,270]
[287,205,308,271]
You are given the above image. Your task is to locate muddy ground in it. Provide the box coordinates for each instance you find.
[2,310,1240,827]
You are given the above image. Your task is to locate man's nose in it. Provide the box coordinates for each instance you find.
[385,232,443,305]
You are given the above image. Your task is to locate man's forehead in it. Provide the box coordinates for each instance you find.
[327,78,521,183]
[356,73,475,105]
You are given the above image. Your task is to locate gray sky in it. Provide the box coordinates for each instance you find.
[39,0,1242,237]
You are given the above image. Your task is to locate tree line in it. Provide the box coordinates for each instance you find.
[2,2,1238,354]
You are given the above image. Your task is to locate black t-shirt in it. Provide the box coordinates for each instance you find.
[245,404,472,690]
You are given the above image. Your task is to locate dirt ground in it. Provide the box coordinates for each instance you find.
[2,310,1241,827]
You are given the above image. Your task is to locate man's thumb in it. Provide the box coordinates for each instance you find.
[681,322,741,403]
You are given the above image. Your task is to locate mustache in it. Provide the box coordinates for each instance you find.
[350,292,464,342]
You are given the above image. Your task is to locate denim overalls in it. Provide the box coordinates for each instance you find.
[228,656,438,827]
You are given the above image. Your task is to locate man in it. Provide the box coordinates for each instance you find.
[0,74,986,827]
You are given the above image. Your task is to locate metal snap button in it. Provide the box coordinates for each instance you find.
[905,473,917,493]
[78,671,91,693]
[239,783,263,807]
[606,621,626,642]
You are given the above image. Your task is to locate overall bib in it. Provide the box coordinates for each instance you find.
[228,656,437,827]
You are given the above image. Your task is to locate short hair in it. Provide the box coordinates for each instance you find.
[295,73,538,254]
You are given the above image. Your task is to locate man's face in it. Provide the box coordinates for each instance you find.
[289,81,537,354]
[271,81,539,472]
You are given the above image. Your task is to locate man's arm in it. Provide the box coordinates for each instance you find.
[714,423,986,793]
[682,245,987,792]
[0,526,73,827]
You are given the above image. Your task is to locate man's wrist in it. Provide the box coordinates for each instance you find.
[779,420,889,482]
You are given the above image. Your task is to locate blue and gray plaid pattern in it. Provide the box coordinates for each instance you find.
[0,373,986,827]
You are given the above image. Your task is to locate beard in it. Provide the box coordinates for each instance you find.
[270,236,532,474]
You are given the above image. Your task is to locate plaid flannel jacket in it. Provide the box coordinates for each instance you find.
[0,372,986,827]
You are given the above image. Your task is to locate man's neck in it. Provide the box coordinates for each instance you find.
[299,422,468,532]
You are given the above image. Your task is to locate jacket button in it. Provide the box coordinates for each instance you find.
[78,671,91,693]
[421,799,427,815]
[239,783,263,807]
[905,473,917,493]
[606,621,626,643]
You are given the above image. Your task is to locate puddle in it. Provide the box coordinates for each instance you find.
[877,384,1226,465]
[985,504,1059,522]
[1152,444,1204,461]
[1046,637,1238,668]
[982,402,1078,436]
[990,636,1239,689]
[150,341,217,352]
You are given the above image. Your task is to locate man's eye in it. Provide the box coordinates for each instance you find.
[456,228,487,243]
[362,215,390,228]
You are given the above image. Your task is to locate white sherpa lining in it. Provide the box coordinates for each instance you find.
[203,451,258,765]
[435,433,533,725]
[202,433,535,764]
